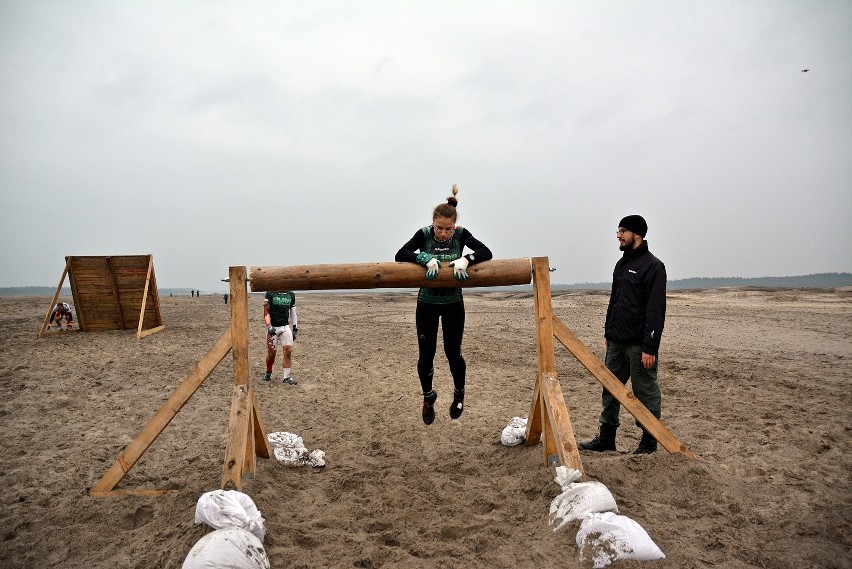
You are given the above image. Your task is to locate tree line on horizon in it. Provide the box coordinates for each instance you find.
[552,272,852,291]
[2,273,850,297]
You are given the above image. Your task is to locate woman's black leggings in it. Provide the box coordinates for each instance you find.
[415,299,466,394]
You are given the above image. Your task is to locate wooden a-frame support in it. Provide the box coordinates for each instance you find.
[137,256,166,339]
[90,257,692,497]
[220,266,272,490]
[524,257,695,469]
[89,266,271,496]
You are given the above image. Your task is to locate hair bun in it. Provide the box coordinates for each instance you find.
[447,183,459,206]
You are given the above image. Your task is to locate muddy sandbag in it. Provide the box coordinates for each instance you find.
[182,527,269,569]
[549,466,618,531]
[576,511,665,568]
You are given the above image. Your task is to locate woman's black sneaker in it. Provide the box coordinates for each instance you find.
[422,390,437,425]
[449,389,464,419]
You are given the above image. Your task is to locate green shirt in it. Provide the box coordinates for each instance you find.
[418,226,465,304]
[265,291,296,326]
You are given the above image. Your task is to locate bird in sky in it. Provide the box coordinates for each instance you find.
[801,69,809,72]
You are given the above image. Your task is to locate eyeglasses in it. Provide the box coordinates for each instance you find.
[616,228,629,235]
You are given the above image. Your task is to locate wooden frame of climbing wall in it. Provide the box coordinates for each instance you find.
[38,255,165,339]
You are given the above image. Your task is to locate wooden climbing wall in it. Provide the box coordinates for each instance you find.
[40,255,164,338]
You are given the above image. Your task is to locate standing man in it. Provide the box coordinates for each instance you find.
[263,290,299,385]
[580,214,667,454]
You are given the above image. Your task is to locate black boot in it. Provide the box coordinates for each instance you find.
[449,389,464,419]
[579,423,617,452]
[422,390,437,425]
[633,430,658,454]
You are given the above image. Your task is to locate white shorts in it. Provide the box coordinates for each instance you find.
[267,325,294,349]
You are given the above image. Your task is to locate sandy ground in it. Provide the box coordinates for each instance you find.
[0,288,850,568]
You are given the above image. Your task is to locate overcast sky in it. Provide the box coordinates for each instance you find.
[2,1,850,291]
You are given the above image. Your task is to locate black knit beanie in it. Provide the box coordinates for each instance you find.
[619,215,647,237]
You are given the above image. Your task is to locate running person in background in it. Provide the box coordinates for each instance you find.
[263,291,299,385]
[49,302,74,330]
[395,184,492,424]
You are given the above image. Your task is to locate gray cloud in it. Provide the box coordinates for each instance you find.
[2,1,850,290]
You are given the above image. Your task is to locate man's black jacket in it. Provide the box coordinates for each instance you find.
[604,241,667,356]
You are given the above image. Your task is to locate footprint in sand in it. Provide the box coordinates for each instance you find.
[119,505,154,530]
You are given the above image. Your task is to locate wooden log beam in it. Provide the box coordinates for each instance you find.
[249,258,532,292]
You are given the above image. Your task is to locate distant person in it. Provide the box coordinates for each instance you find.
[191,290,195,298]
[580,214,667,454]
[224,293,229,304]
[395,184,492,424]
[49,302,75,330]
[263,290,299,384]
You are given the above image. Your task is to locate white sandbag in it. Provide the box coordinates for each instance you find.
[194,490,266,542]
[501,417,528,446]
[268,431,326,467]
[182,527,269,569]
[554,465,582,489]
[268,431,304,449]
[576,511,665,568]
[272,446,326,467]
[549,467,618,531]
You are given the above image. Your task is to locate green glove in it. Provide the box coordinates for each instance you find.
[416,252,441,279]
[415,252,434,266]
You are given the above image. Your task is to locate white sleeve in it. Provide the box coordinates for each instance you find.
[290,307,298,327]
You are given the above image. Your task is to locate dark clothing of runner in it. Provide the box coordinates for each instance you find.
[415,299,466,394]
[395,225,492,394]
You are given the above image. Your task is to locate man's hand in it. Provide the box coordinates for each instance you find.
[449,257,469,281]
[292,326,298,341]
[642,353,656,369]
[267,325,275,336]
[425,258,441,279]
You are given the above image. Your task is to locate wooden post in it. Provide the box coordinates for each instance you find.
[221,266,271,490]
[229,266,250,387]
[525,257,583,471]
[137,255,165,338]
[222,384,252,490]
[136,256,153,337]
[250,258,532,292]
